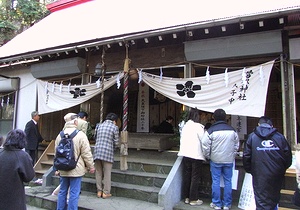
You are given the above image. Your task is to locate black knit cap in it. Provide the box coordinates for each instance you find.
[213,109,226,121]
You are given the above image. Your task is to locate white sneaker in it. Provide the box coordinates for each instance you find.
[223,207,230,210]
[210,202,221,209]
[184,198,189,204]
[189,199,203,206]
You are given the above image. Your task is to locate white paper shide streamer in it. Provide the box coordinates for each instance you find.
[59,82,63,93]
[116,73,121,89]
[206,66,210,84]
[96,78,101,88]
[224,68,229,87]
[159,67,163,82]
[51,82,55,93]
[138,69,143,84]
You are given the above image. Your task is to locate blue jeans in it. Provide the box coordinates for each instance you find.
[57,176,82,210]
[210,161,233,208]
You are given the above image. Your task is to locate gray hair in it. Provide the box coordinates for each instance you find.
[31,111,39,118]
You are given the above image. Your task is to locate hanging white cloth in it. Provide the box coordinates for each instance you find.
[141,60,274,117]
[37,72,124,114]
[36,60,274,117]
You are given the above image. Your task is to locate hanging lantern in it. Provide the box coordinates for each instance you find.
[95,63,106,76]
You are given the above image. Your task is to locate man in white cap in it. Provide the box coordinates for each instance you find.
[55,113,95,210]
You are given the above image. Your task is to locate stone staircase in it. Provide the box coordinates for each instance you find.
[26,149,178,209]
[26,144,300,210]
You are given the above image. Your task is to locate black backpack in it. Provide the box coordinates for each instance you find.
[54,129,80,171]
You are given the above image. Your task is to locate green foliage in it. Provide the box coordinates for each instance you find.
[0,0,49,44]
[170,109,189,143]
[14,0,49,26]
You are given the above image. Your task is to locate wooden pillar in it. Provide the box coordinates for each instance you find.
[288,63,297,148]
[120,44,130,171]
[281,30,297,147]
[80,52,90,113]
[280,54,288,138]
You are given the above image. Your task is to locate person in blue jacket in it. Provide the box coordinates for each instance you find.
[243,116,292,210]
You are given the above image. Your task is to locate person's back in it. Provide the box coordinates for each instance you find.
[243,122,292,176]
[177,108,205,206]
[93,113,119,199]
[54,113,95,209]
[94,117,119,162]
[156,116,174,134]
[0,129,35,210]
[201,109,239,210]
[203,121,239,163]
[243,116,292,210]
[178,119,205,160]
[202,112,239,164]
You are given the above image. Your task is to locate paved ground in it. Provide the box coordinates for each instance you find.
[27,204,48,210]
[26,185,164,210]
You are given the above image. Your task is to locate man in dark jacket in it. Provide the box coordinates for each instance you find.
[156,116,174,133]
[243,116,292,210]
[25,111,43,165]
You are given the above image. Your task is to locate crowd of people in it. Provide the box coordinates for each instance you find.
[178,108,294,210]
[0,108,298,210]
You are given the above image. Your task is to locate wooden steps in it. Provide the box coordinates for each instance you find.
[34,140,55,177]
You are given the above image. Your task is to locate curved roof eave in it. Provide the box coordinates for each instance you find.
[0,2,299,64]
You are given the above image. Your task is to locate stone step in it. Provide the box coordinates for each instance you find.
[83,168,168,188]
[279,189,299,209]
[173,198,299,210]
[28,149,178,209]
[113,160,173,174]
[174,199,240,210]
[25,186,164,210]
[53,177,161,203]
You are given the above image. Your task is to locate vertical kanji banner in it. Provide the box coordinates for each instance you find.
[136,82,149,132]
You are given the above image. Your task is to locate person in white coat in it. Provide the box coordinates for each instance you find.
[178,108,205,206]
[294,144,300,206]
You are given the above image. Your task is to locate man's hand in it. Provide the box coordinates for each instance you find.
[89,167,95,174]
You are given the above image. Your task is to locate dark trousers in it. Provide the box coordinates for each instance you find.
[25,149,36,166]
[182,157,203,201]
[253,174,284,210]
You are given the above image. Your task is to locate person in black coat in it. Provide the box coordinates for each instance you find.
[0,129,35,210]
[156,116,174,134]
[25,111,43,165]
[243,116,292,210]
